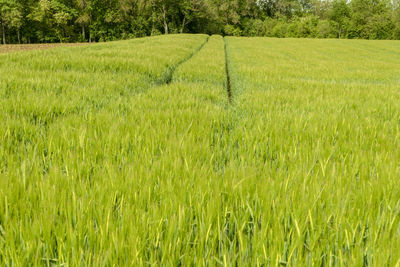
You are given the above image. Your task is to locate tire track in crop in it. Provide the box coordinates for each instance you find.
[159,35,210,85]
[224,37,233,104]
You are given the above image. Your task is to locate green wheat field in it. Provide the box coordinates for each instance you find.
[1,34,400,265]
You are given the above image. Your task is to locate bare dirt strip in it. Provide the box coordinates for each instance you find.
[0,43,91,54]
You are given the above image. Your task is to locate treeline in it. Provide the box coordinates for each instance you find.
[1,0,400,44]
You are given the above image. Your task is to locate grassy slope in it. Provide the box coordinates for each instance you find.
[226,37,400,265]
[1,35,400,265]
[0,34,215,265]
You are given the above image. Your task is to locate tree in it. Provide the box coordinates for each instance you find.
[394,0,400,39]
[178,0,200,33]
[75,0,91,41]
[0,0,399,43]
[0,0,23,44]
[312,0,332,19]
[330,0,350,38]
[350,0,393,39]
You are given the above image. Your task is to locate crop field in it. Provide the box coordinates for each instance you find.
[1,34,400,265]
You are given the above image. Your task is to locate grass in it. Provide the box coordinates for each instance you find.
[1,35,400,265]
[224,37,400,265]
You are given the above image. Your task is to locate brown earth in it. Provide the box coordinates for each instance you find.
[0,43,91,54]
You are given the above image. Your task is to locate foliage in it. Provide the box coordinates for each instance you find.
[1,0,400,43]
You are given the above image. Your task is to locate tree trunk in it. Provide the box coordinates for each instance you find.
[17,29,21,44]
[162,4,168,34]
[151,7,155,35]
[180,16,186,34]
[61,27,65,43]
[2,23,6,45]
[82,24,86,41]
[338,26,342,39]
[88,24,92,43]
